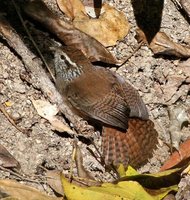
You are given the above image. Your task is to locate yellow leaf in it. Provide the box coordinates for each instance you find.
[61,173,177,200]
[121,168,181,190]
[117,164,126,177]
[4,101,13,107]
[117,165,138,178]
[125,166,139,176]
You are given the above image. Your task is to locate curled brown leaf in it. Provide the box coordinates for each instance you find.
[73,4,130,47]
[150,32,190,58]
[57,0,129,46]
[24,0,117,64]
[136,29,190,58]
[160,139,190,171]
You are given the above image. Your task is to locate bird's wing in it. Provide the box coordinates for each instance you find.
[68,91,130,129]
[113,72,149,120]
[67,82,130,130]
[66,67,148,129]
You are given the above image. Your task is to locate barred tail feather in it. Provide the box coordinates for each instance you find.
[102,119,158,168]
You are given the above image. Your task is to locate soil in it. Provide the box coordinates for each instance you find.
[0,0,190,199]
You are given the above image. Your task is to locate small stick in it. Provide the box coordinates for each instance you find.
[12,0,55,82]
[0,166,46,184]
[118,41,143,66]
[68,138,77,181]
[0,10,94,136]
[171,0,182,9]
[0,103,29,135]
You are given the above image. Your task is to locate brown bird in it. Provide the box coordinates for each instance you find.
[53,47,158,168]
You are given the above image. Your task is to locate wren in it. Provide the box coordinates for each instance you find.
[53,47,158,168]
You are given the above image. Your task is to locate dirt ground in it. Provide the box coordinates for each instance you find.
[0,0,190,199]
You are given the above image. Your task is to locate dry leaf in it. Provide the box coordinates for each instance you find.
[73,4,129,46]
[74,142,95,182]
[0,144,20,169]
[56,0,86,20]
[154,72,190,105]
[24,0,117,64]
[46,170,64,196]
[135,28,148,44]
[57,0,130,46]
[162,75,185,103]
[160,139,190,171]
[0,197,19,200]
[0,180,61,200]
[82,0,104,18]
[50,119,74,133]
[32,99,74,134]
[32,99,59,120]
[136,29,190,58]
[168,105,190,150]
[150,32,190,58]
[178,59,190,83]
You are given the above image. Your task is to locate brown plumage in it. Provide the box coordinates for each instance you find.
[102,119,158,168]
[54,47,158,168]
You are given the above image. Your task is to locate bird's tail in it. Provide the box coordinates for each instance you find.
[102,119,158,168]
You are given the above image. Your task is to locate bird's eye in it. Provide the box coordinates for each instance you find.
[60,55,65,60]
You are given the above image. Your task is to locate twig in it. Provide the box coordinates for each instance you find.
[118,41,143,66]
[0,15,94,136]
[0,166,46,184]
[69,139,77,181]
[171,0,190,22]
[171,0,182,10]
[12,0,55,82]
[0,103,29,135]
[71,175,101,186]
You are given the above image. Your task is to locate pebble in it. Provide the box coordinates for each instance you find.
[11,112,21,121]
[3,72,9,79]
[14,82,26,94]
[26,99,32,105]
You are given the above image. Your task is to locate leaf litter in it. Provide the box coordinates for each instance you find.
[0,0,190,199]
[57,0,130,46]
